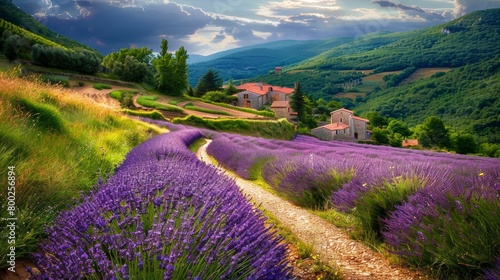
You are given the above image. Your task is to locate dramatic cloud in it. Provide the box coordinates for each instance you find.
[42,1,213,53]
[372,0,447,21]
[372,0,425,13]
[11,0,500,55]
[453,0,500,16]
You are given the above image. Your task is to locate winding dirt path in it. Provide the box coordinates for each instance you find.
[197,140,425,280]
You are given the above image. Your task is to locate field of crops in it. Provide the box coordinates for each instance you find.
[27,116,499,279]
[29,129,291,279]
[206,133,500,279]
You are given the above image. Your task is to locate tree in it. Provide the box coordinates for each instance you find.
[3,34,21,62]
[451,133,478,154]
[152,39,189,96]
[172,46,189,96]
[418,116,450,148]
[102,47,153,82]
[224,82,238,95]
[387,119,412,138]
[195,69,223,97]
[365,111,388,128]
[372,128,390,144]
[290,81,306,122]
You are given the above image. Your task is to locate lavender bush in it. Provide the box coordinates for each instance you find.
[262,154,353,208]
[30,130,291,279]
[382,167,500,278]
[205,132,500,278]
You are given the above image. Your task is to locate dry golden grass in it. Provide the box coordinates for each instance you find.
[0,68,164,267]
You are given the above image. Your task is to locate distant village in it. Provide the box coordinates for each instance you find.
[232,78,371,142]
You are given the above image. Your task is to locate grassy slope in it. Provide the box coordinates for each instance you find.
[0,69,163,267]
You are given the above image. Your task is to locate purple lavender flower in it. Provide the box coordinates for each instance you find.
[30,130,291,279]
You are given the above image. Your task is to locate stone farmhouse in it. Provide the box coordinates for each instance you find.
[270,101,293,121]
[311,108,370,141]
[235,83,294,110]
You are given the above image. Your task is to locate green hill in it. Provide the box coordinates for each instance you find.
[0,0,97,52]
[356,57,500,143]
[188,38,355,85]
[294,9,500,72]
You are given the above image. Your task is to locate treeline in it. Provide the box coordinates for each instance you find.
[1,20,102,74]
[365,112,500,157]
[31,44,101,74]
[102,39,189,96]
[355,56,500,148]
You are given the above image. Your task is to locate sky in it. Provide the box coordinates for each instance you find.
[12,0,500,55]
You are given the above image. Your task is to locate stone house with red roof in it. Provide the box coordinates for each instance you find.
[235,83,294,110]
[311,108,370,141]
[270,101,293,120]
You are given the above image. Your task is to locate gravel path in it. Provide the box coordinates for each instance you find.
[197,140,425,280]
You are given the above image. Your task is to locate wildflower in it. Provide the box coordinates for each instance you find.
[455,200,464,214]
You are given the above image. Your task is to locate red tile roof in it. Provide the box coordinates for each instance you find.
[236,83,270,91]
[320,122,350,131]
[352,116,369,122]
[236,83,294,95]
[245,85,269,95]
[272,86,294,95]
[402,139,419,147]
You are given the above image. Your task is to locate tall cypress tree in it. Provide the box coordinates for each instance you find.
[290,81,305,122]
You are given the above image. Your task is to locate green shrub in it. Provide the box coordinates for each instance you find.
[40,75,69,87]
[202,91,238,103]
[109,90,138,108]
[93,83,112,90]
[121,109,167,120]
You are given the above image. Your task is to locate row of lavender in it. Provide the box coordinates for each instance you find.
[30,128,291,279]
[207,133,500,279]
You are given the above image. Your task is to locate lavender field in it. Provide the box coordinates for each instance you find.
[30,128,291,279]
[207,133,500,279]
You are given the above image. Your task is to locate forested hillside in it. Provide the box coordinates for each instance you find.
[356,57,500,143]
[0,0,96,51]
[294,9,500,72]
